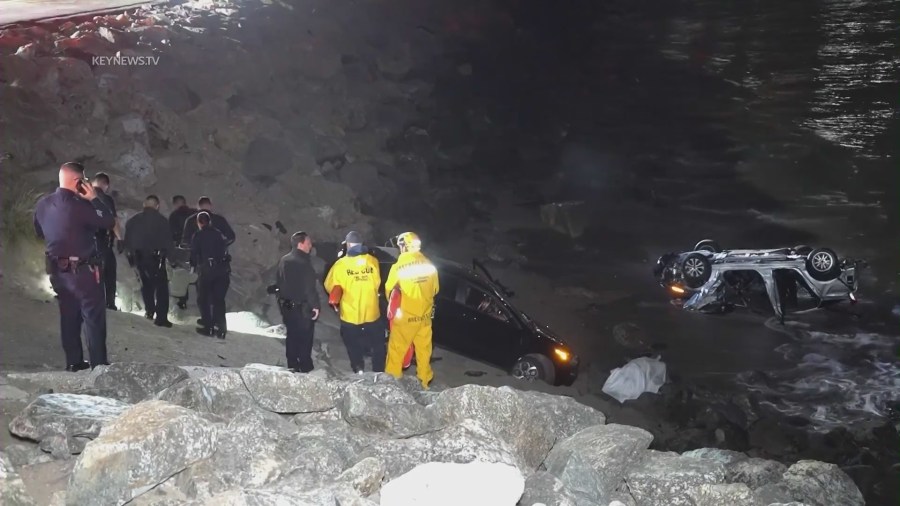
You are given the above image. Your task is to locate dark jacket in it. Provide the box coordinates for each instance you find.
[181,211,235,248]
[276,249,320,310]
[190,226,228,271]
[94,187,117,251]
[34,188,115,259]
[168,205,196,245]
[124,207,170,255]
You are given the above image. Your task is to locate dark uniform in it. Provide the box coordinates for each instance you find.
[168,204,196,309]
[169,204,196,245]
[34,187,115,369]
[181,211,235,248]
[94,187,118,309]
[190,226,230,338]
[124,207,172,325]
[275,249,321,372]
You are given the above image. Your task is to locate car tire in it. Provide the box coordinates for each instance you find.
[694,239,721,253]
[806,247,840,281]
[511,354,555,385]
[793,244,812,256]
[681,253,712,288]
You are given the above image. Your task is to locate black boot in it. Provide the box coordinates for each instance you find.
[195,327,214,337]
[154,319,173,328]
[65,361,90,372]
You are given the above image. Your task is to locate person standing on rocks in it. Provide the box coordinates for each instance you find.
[324,231,385,374]
[190,211,231,339]
[384,232,439,388]
[180,196,235,248]
[33,162,115,371]
[91,172,121,310]
[168,195,196,310]
[274,231,321,373]
[123,195,173,328]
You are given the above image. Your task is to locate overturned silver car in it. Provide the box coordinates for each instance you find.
[654,240,864,319]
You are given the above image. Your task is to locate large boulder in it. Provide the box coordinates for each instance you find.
[356,419,520,481]
[0,452,37,506]
[8,393,130,457]
[337,457,386,497]
[753,460,864,506]
[201,482,374,506]
[518,470,577,506]
[154,368,257,422]
[381,462,524,506]
[726,457,788,489]
[685,483,758,506]
[428,385,557,470]
[340,383,437,438]
[681,448,749,466]
[172,407,309,500]
[517,390,606,440]
[67,401,219,506]
[543,424,653,505]
[625,451,726,506]
[91,363,189,403]
[238,364,339,414]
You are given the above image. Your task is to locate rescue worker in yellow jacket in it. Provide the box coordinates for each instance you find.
[384,232,439,388]
[324,231,385,373]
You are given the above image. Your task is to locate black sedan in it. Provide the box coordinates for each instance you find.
[320,243,579,386]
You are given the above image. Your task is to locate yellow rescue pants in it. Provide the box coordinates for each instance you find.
[385,316,433,388]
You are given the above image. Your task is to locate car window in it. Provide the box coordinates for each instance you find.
[436,272,458,301]
[462,283,511,323]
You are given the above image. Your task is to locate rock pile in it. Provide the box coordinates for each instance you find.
[2,360,864,506]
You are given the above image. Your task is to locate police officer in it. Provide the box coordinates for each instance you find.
[190,211,230,338]
[168,195,196,309]
[181,196,235,248]
[324,231,385,373]
[124,195,173,327]
[168,195,195,245]
[33,162,115,371]
[274,231,321,372]
[91,172,121,310]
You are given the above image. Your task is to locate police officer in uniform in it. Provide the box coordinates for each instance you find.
[91,172,120,310]
[168,195,196,310]
[180,196,235,248]
[124,195,173,327]
[274,231,321,372]
[190,212,230,338]
[33,162,116,371]
[168,195,195,245]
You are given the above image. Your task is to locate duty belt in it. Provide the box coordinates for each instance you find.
[46,254,95,273]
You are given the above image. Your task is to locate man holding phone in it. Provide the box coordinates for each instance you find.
[33,162,116,371]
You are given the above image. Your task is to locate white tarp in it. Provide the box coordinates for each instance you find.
[601,356,667,403]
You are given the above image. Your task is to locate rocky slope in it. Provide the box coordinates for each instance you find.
[0,0,511,312]
[1,356,865,506]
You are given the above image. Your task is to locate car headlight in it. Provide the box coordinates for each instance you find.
[553,348,570,362]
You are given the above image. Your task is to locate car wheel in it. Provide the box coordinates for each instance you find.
[806,247,840,281]
[694,239,722,253]
[511,354,556,385]
[681,253,712,288]
[793,244,812,256]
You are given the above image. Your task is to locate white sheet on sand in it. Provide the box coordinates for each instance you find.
[602,356,667,403]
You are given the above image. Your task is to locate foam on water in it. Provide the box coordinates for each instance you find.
[737,328,900,430]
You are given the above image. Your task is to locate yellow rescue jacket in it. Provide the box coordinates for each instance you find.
[324,252,381,325]
[385,251,440,319]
